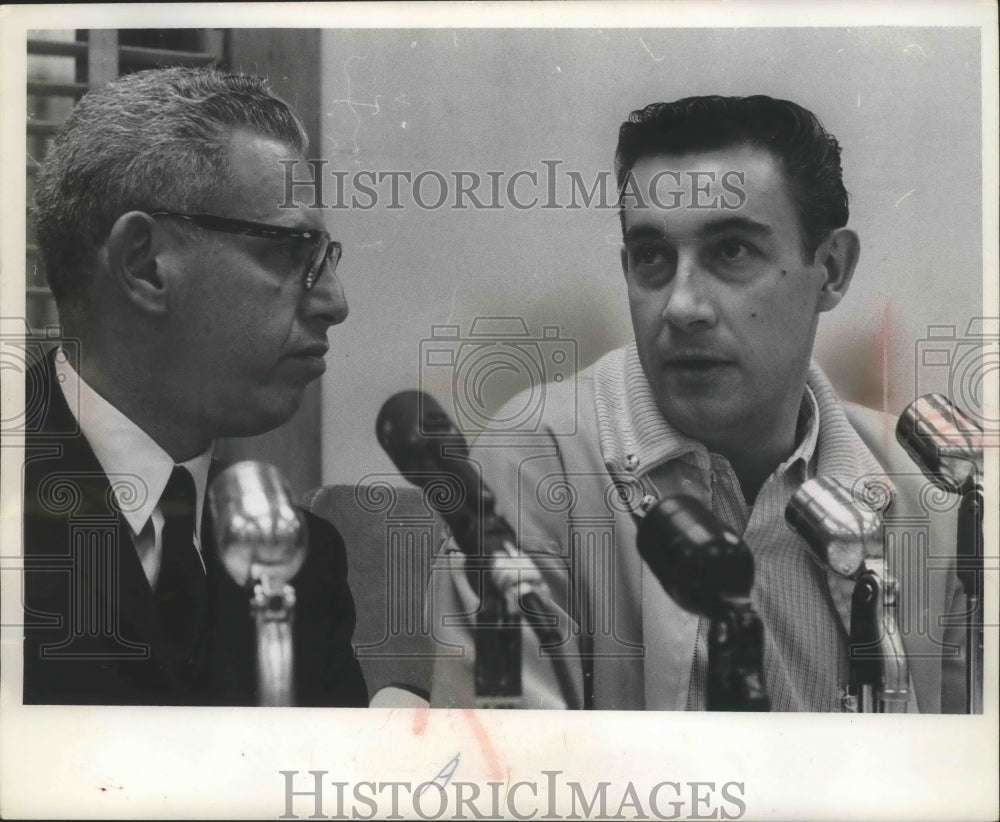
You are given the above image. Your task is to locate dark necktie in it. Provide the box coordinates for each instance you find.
[154,466,207,671]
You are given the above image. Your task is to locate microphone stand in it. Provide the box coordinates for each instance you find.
[897,394,983,713]
[460,520,523,709]
[449,479,581,710]
[786,476,909,713]
[956,484,984,714]
[848,559,909,713]
[706,597,770,711]
[250,570,298,707]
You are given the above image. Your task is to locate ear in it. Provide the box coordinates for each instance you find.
[105,211,170,316]
[812,227,860,312]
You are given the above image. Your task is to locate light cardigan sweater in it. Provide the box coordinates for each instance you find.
[429,344,966,712]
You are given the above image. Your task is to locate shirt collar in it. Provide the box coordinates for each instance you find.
[774,380,819,480]
[55,353,213,537]
[593,343,709,479]
[807,359,896,502]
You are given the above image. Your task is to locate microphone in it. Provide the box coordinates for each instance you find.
[376,390,470,466]
[208,461,307,588]
[208,461,306,706]
[896,394,983,713]
[637,495,754,616]
[896,393,982,494]
[377,390,580,709]
[376,390,482,551]
[376,390,538,596]
[785,476,908,712]
[637,495,768,711]
[785,475,881,579]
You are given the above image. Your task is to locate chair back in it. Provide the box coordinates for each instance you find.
[301,482,446,702]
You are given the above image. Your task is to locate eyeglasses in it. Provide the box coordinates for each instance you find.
[149,211,342,291]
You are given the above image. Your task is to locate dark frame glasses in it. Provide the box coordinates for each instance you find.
[149,211,342,290]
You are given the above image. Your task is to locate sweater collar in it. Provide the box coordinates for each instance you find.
[592,342,890,502]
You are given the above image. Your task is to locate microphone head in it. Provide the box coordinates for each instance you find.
[376,390,487,546]
[785,476,881,578]
[896,394,982,493]
[208,461,307,590]
[376,390,469,478]
[637,495,754,617]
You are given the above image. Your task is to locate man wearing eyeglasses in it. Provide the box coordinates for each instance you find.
[22,67,366,706]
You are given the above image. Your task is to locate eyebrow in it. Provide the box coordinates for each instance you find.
[623,216,775,243]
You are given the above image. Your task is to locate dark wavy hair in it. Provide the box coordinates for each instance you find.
[615,95,849,257]
[33,67,307,305]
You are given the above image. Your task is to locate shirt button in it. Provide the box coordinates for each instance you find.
[625,454,640,471]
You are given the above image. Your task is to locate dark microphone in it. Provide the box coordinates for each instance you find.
[208,461,306,706]
[376,390,483,552]
[896,393,982,494]
[377,390,547,595]
[637,495,768,711]
[637,496,754,616]
[377,390,580,709]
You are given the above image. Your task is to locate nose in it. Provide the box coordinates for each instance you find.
[661,253,716,330]
[303,264,349,327]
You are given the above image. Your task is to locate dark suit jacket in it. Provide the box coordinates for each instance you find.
[21,353,368,706]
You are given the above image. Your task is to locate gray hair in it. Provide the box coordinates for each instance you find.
[32,66,308,305]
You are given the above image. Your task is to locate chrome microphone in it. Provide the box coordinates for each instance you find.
[786,476,908,712]
[896,394,983,713]
[785,475,881,579]
[896,393,982,494]
[208,461,307,706]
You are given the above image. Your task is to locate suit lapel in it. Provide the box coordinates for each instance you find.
[29,353,158,654]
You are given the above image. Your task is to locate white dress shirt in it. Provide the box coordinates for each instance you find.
[55,353,213,590]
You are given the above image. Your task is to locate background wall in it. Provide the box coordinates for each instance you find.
[317,27,984,485]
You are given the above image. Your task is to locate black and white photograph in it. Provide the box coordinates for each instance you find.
[1,2,997,819]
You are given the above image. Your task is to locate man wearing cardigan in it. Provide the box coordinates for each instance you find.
[429,96,966,712]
